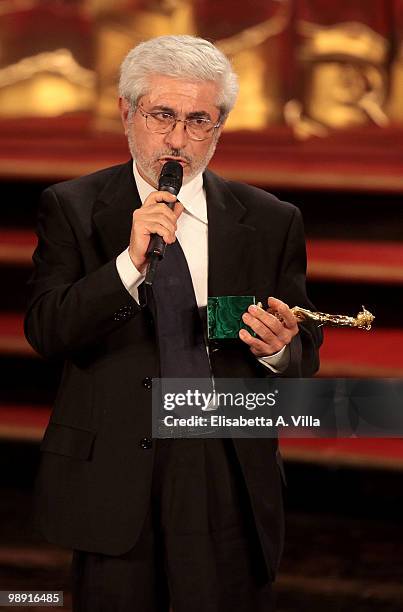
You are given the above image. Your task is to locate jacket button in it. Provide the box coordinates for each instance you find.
[139,437,152,450]
[142,377,152,390]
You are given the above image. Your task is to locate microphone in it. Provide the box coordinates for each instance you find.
[144,160,183,286]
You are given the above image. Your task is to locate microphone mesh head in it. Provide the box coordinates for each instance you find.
[158,161,183,195]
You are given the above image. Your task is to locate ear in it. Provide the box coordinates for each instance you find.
[215,111,227,139]
[214,118,226,142]
[119,97,131,135]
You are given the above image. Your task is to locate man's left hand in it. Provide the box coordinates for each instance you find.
[239,297,299,357]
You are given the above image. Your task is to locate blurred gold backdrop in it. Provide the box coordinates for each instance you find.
[0,0,402,138]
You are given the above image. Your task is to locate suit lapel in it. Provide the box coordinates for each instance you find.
[204,170,256,297]
[92,163,256,297]
[93,160,141,261]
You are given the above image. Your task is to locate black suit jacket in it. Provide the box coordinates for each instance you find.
[25,161,321,579]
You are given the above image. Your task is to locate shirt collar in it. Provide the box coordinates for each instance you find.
[132,160,207,224]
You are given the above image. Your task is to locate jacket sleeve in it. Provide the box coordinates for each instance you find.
[24,187,141,360]
[274,206,323,377]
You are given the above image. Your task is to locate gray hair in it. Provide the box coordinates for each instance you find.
[119,35,239,119]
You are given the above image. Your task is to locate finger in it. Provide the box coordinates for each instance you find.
[147,205,179,228]
[239,328,285,357]
[143,222,176,244]
[133,202,177,226]
[134,208,178,234]
[244,305,284,336]
[143,191,178,208]
[242,312,290,348]
[267,297,298,329]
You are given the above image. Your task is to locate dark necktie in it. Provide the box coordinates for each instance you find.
[151,239,212,379]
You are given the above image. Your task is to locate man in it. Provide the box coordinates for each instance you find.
[25,35,321,611]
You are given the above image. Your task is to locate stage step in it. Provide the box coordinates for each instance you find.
[0,229,36,265]
[280,438,403,470]
[0,313,34,355]
[319,327,403,376]
[0,405,50,442]
[307,240,403,284]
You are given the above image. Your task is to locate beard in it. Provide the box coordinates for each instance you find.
[127,125,219,187]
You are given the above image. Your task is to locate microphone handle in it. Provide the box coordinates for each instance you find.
[144,185,178,286]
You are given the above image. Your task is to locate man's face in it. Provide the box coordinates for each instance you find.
[120,75,224,187]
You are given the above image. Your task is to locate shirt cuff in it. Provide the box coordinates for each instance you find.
[116,248,146,304]
[258,345,290,373]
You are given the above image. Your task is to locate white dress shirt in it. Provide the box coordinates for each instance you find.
[115,160,289,373]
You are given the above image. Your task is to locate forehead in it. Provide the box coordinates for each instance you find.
[141,74,221,113]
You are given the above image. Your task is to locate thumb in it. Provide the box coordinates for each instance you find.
[267,296,289,310]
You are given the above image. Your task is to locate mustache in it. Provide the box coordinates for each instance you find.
[154,149,192,163]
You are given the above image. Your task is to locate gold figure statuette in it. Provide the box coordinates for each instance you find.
[257,303,375,331]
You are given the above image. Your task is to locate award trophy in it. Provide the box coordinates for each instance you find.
[207,296,374,340]
[288,305,374,331]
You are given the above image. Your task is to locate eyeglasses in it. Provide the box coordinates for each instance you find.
[136,105,221,141]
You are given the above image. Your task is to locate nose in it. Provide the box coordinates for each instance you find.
[164,120,188,150]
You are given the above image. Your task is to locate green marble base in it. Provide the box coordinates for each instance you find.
[207,296,256,340]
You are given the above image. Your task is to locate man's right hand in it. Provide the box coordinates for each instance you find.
[128,191,184,274]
